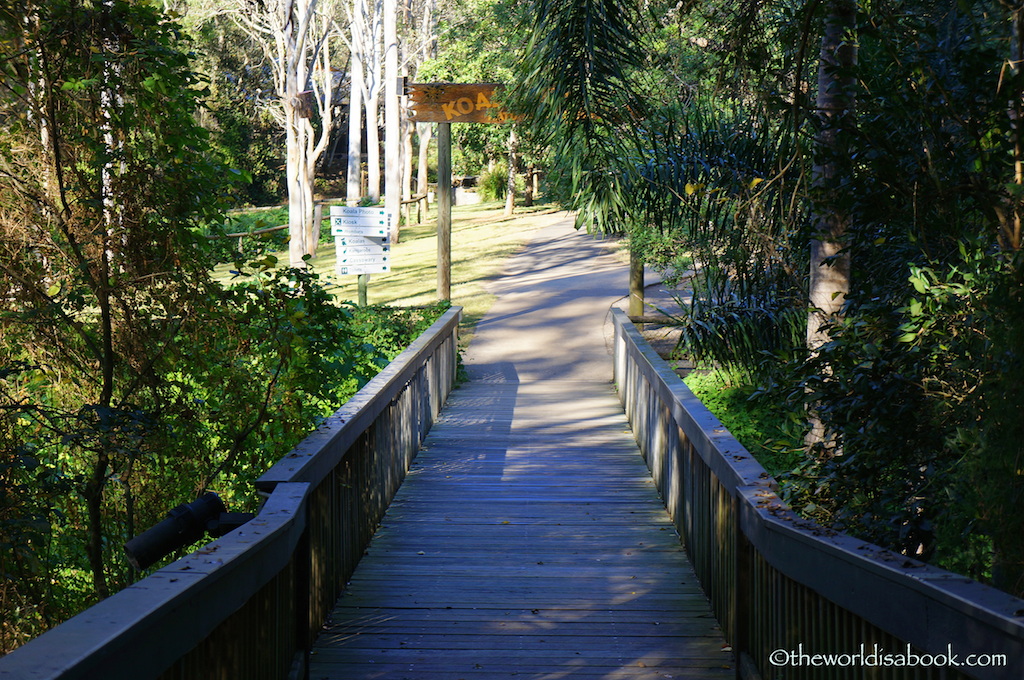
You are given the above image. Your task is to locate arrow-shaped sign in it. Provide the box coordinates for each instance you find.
[341,243,391,255]
[334,232,391,277]
[330,206,392,237]
[332,223,390,237]
[331,206,388,218]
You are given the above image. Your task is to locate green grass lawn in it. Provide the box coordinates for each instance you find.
[214,200,570,339]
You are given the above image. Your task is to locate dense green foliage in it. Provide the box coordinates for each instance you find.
[683,369,802,479]
[191,18,285,206]
[0,1,447,653]
[516,0,1024,595]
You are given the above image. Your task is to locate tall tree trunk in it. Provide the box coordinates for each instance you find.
[286,100,311,267]
[402,115,414,225]
[504,127,517,216]
[366,89,381,202]
[806,0,857,350]
[416,122,432,196]
[347,30,364,204]
[304,115,319,257]
[805,0,858,448]
[1004,4,1024,251]
[362,0,383,204]
[85,3,119,597]
[306,31,337,257]
[384,0,401,242]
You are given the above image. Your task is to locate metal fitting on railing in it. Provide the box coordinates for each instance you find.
[124,492,253,570]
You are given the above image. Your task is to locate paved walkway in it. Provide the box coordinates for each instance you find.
[308,218,733,679]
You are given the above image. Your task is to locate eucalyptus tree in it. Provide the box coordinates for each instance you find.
[348,0,383,204]
[805,0,856,352]
[191,0,347,266]
[401,0,439,209]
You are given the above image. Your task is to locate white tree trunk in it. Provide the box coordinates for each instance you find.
[366,89,381,202]
[806,0,857,351]
[416,122,432,196]
[347,5,365,205]
[402,117,413,201]
[283,0,313,267]
[363,0,383,203]
[804,0,857,449]
[384,0,401,241]
[202,0,342,268]
[286,103,311,267]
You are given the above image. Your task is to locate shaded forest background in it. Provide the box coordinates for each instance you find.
[3,0,1024,655]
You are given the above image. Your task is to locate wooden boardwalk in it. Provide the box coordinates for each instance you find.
[307,381,734,679]
[308,219,733,679]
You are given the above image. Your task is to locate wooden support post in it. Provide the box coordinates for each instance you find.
[735,504,758,680]
[313,202,323,241]
[629,250,644,319]
[358,274,369,306]
[437,122,452,301]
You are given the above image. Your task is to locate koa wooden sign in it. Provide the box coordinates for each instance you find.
[405,82,512,124]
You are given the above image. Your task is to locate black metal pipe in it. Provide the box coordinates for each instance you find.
[124,492,227,570]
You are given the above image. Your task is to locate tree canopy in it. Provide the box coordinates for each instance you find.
[4,0,1024,655]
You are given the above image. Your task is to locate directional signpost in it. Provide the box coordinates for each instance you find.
[404,82,512,301]
[331,206,393,305]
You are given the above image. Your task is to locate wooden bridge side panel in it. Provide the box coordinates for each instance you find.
[612,309,1021,680]
[308,380,735,679]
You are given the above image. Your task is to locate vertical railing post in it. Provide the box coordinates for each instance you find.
[292,526,311,680]
[734,499,757,680]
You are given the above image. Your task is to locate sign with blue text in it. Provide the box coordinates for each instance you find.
[331,206,393,276]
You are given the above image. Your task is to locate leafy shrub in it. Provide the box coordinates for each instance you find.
[683,368,802,479]
[477,162,524,201]
[0,258,449,650]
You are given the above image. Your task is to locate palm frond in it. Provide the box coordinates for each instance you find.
[623,98,810,377]
[512,0,650,233]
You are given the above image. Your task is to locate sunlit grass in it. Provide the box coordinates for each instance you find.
[214,200,569,339]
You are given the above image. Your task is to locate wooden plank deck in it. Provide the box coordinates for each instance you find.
[308,379,735,679]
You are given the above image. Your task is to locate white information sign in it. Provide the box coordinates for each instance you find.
[337,262,390,275]
[330,206,390,236]
[330,206,393,277]
[332,224,389,238]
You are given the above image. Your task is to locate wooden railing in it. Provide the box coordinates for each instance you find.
[611,308,1024,680]
[401,193,430,225]
[0,307,462,680]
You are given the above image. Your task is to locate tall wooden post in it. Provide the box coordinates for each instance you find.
[405,83,510,302]
[437,122,452,301]
[358,274,369,306]
[629,251,644,318]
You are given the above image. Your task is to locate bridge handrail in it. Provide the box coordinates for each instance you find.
[0,306,462,680]
[611,308,1024,680]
